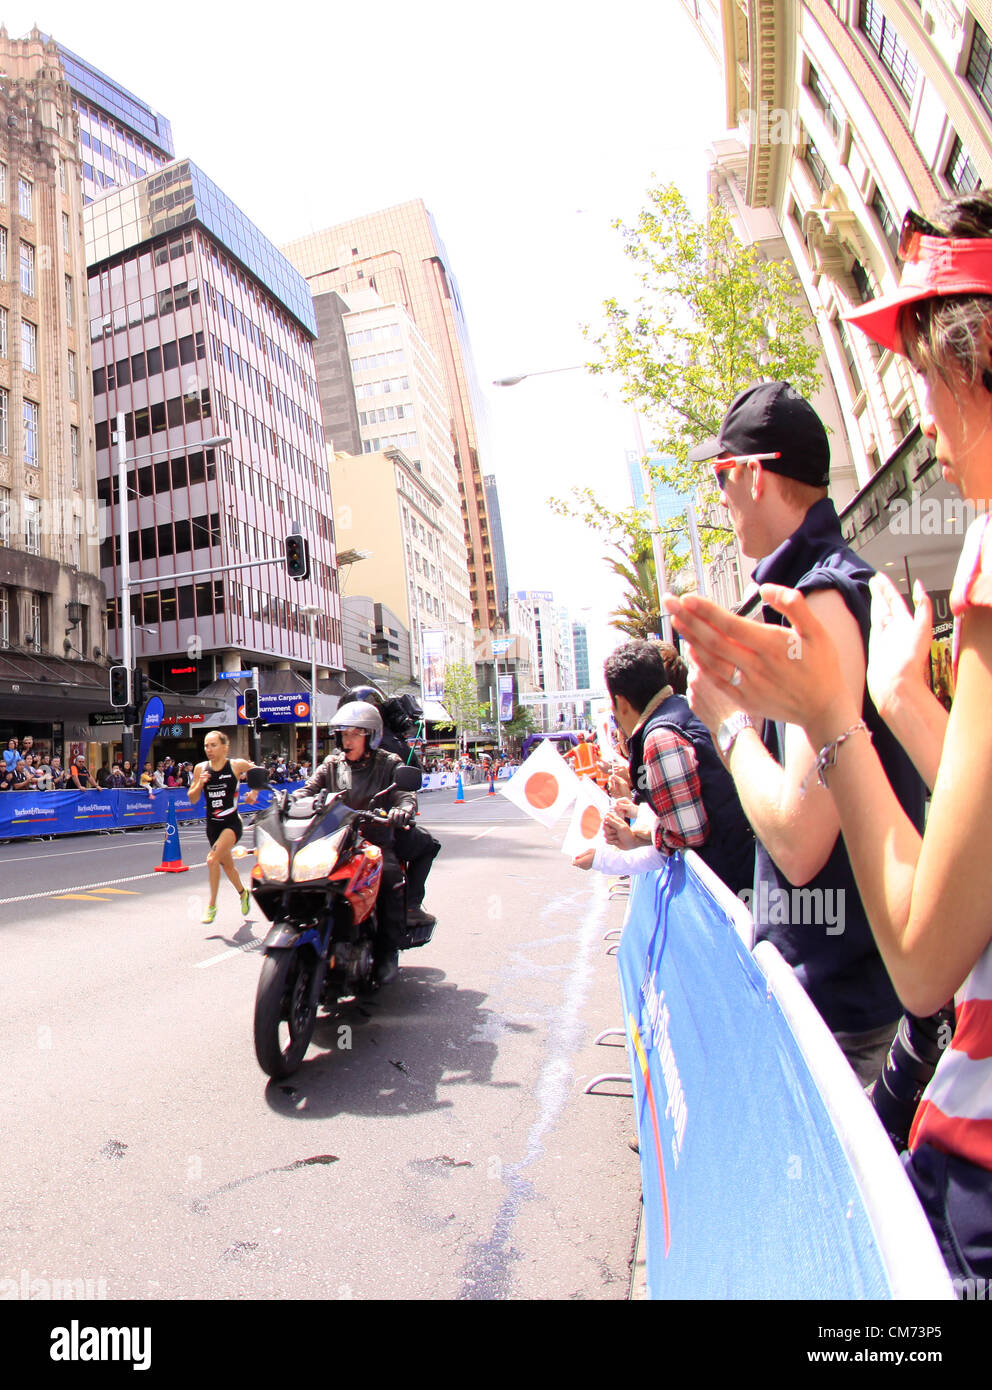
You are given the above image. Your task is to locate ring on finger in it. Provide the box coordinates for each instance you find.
[729,666,743,688]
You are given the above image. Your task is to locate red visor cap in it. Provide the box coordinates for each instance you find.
[846,237,992,356]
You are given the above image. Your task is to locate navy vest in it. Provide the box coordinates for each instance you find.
[750,498,926,1033]
[627,692,756,895]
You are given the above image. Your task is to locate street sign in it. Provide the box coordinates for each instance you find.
[219,670,252,680]
[89,712,124,726]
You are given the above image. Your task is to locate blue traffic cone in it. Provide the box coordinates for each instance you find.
[455,772,465,804]
[154,795,189,873]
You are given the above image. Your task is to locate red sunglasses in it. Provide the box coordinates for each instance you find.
[713,451,781,488]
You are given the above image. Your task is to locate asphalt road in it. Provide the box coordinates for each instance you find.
[0,782,641,1302]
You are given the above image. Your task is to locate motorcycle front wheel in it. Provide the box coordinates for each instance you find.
[253,945,321,1079]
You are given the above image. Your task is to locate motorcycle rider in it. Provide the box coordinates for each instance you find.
[301,701,416,987]
[336,686,440,931]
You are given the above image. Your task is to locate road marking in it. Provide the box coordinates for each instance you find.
[471,827,496,840]
[195,938,264,969]
[0,862,208,908]
[55,893,110,901]
[89,888,140,895]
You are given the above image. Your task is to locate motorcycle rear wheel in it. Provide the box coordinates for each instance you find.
[253,946,321,1079]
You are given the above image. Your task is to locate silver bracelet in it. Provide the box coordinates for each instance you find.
[803,720,871,794]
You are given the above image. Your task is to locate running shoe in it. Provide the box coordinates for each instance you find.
[202,904,217,925]
[240,888,251,917]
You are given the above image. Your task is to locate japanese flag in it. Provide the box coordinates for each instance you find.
[498,737,582,830]
[560,777,612,858]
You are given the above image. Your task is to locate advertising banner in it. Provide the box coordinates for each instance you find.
[236,693,311,725]
[0,785,305,841]
[420,630,447,701]
[497,674,514,721]
[137,697,165,776]
[617,858,905,1299]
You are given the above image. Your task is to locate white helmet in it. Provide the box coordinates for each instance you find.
[329,700,383,749]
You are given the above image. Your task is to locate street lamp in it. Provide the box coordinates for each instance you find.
[492,365,586,387]
[115,410,231,759]
[301,603,321,772]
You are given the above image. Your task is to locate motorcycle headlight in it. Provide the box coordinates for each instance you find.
[254,826,289,883]
[291,827,347,883]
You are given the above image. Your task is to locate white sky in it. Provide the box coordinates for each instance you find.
[7,0,727,681]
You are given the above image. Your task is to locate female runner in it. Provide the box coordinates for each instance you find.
[663,190,992,1283]
[187,729,260,924]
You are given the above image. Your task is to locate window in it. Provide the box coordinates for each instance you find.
[23,401,38,468]
[0,306,6,359]
[946,135,981,194]
[0,488,8,545]
[28,593,41,651]
[62,211,70,254]
[24,496,40,554]
[967,20,992,123]
[0,589,6,645]
[0,162,6,204]
[860,0,917,104]
[17,177,33,220]
[835,316,863,394]
[851,260,873,304]
[68,350,77,400]
[65,276,73,326]
[0,226,6,281]
[71,426,79,487]
[21,320,37,373]
[0,389,6,455]
[871,186,899,260]
[19,242,34,296]
[807,63,842,142]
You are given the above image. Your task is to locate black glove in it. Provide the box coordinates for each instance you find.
[388,806,412,831]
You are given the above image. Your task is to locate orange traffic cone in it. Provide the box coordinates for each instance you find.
[154,796,190,873]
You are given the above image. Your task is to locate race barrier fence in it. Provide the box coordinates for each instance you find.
[0,769,509,841]
[617,851,955,1300]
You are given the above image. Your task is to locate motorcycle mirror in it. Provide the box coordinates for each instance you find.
[393,764,422,792]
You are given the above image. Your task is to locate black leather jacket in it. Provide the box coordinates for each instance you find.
[302,748,415,845]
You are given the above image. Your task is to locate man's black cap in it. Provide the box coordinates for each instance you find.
[687,381,830,487]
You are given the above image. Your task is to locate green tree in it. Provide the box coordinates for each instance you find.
[438,660,488,752]
[502,703,535,752]
[550,182,822,578]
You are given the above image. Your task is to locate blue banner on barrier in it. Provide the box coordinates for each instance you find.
[0,784,304,841]
[617,857,892,1299]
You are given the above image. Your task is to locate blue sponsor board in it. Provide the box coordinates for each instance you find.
[0,785,305,840]
[617,858,893,1299]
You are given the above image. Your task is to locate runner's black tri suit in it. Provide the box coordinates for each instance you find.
[202,759,243,848]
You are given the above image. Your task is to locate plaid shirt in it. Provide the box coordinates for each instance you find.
[634,700,709,855]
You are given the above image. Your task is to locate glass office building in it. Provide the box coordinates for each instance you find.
[86,160,341,687]
[42,36,174,205]
[282,201,498,636]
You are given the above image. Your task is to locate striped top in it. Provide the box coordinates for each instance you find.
[909,512,992,1169]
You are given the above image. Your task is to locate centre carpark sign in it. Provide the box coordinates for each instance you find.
[236,692,311,725]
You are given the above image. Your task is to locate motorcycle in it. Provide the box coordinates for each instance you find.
[248,763,428,1079]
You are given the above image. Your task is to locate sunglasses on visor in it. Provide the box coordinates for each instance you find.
[898,209,949,263]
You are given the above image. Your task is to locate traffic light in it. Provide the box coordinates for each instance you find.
[132,669,148,709]
[243,687,260,720]
[109,665,130,708]
[285,532,310,581]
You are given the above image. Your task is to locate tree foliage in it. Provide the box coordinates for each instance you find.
[549,182,823,593]
[438,660,488,750]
